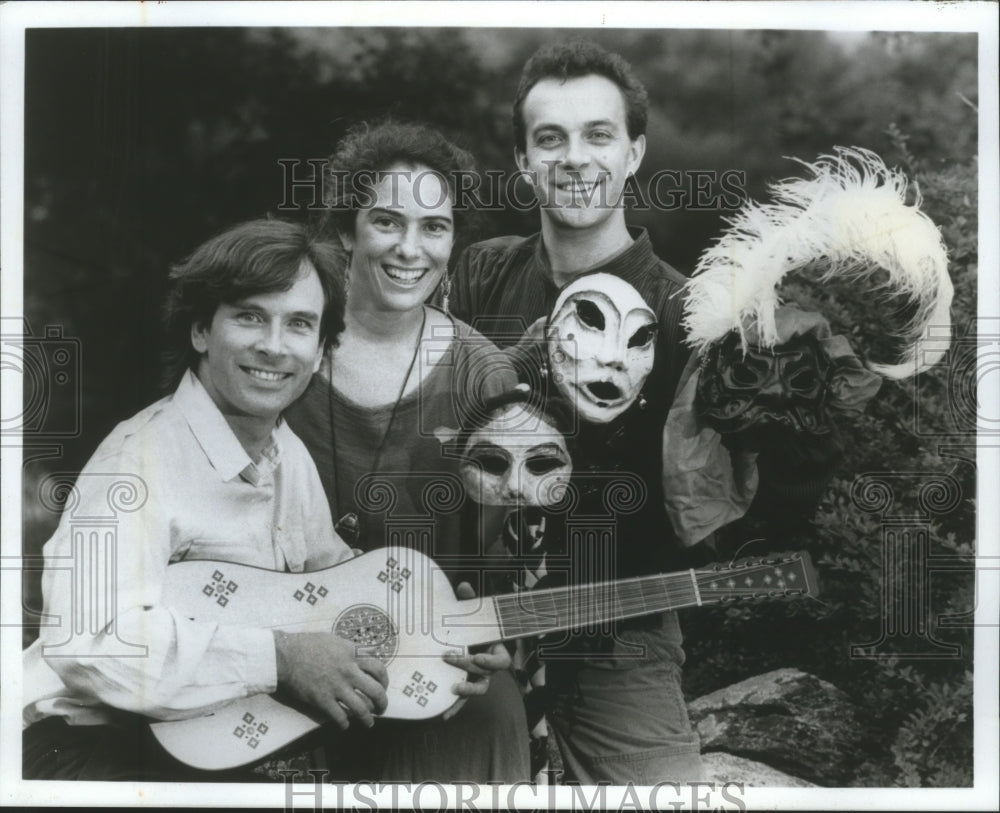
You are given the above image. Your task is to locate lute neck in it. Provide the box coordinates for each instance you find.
[449,553,813,647]
[490,569,702,641]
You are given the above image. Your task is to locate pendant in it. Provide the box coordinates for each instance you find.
[335,512,361,548]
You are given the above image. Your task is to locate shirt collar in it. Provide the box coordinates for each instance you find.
[532,226,656,291]
[173,370,282,484]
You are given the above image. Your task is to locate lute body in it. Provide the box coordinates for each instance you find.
[150,547,816,769]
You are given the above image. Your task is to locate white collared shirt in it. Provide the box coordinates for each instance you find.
[23,371,351,726]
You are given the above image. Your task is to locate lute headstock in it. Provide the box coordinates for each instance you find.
[695,551,818,604]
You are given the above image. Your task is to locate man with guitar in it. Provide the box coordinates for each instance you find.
[449,39,713,784]
[22,219,393,780]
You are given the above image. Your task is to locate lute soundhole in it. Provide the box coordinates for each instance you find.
[333,604,398,664]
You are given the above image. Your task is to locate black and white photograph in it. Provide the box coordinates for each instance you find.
[2,2,998,809]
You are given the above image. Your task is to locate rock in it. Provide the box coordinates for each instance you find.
[701,752,818,787]
[688,668,873,786]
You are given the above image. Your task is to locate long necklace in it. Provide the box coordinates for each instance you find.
[328,307,427,547]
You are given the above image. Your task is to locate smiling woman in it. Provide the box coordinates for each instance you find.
[283,121,529,784]
[340,163,454,331]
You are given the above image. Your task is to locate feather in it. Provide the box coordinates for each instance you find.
[683,147,952,378]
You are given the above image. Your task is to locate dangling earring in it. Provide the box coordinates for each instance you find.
[637,393,648,410]
[441,274,453,315]
[343,253,353,297]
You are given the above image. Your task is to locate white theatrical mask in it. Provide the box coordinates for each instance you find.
[547,273,657,423]
[458,403,572,507]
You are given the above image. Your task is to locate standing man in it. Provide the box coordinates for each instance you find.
[450,39,705,784]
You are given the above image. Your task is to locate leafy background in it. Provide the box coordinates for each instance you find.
[19,27,979,786]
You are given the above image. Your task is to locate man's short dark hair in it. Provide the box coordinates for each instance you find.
[161,218,346,391]
[512,39,649,154]
[322,119,478,241]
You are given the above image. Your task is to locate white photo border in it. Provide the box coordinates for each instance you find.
[2,2,997,809]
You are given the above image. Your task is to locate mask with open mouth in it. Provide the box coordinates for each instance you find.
[546,273,657,424]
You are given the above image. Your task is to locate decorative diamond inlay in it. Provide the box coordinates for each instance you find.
[293,580,328,603]
[232,711,269,749]
[404,670,438,706]
[378,556,413,593]
[202,570,238,607]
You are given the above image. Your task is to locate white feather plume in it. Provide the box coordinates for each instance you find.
[683,147,952,378]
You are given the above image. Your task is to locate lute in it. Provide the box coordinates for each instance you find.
[150,547,817,769]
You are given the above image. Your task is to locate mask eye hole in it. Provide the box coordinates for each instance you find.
[468,450,510,477]
[786,366,818,391]
[575,299,605,330]
[628,324,657,348]
[525,454,568,476]
[730,359,764,387]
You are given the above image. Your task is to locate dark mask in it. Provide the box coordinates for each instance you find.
[696,330,834,437]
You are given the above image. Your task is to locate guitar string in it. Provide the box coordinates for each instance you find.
[495,585,698,634]
[495,581,787,618]
[496,574,803,611]
[493,565,799,612]
[493,568,804,634]
[496,590,800,636]
[495,584,700,625]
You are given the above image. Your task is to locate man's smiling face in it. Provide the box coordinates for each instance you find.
[516,73,645,232]
[191,262,325,429]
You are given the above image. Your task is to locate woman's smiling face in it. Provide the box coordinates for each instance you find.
[342,162,454,312]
